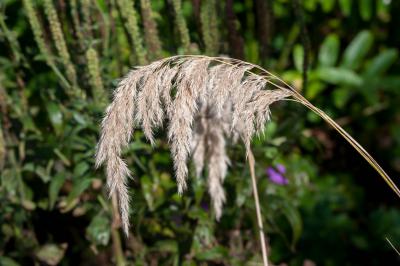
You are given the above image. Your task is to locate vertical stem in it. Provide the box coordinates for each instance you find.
[248,149,269,266]
[171,0,192,53]
[115,0,147,65]
[140,0,162,60]
[111,194,126,266]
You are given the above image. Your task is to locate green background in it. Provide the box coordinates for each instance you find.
[1,0,400,265]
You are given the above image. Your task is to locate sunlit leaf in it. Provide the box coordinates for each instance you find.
[339,0,352,16]
[317,67,362,87]
[35,243,67,266]
[319,34,340,67]
[341,30,373,70]
[151,240,178,253]
[293,44,304,73]
[195,246,229,261]
[320,0,335,12]
[359,0,372,21]
[0,256,20,266]
[86,214,111,246]
[49,173,66,209]
[46,102,63,135]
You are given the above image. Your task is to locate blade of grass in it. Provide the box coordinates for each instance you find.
[386,236,400,256]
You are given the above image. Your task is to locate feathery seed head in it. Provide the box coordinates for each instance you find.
[95,55,297,235]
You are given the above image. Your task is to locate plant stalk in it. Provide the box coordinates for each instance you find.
[248,148,269,266]
[111,194,126,266]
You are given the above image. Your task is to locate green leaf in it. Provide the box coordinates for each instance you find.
[367,76,400,93]
[265,146,278,159]
[305,81,325,100]
[304,0,318,11]
[317,67,363,87]
[293,44,304,73]
[64,178,92,211]
[0,256,20,266]
[333,87,353,108]
[141,175,155,211]
[182,261,197,266]
[188,206,209,221]
[245,39,259,63]
[191,221,216,255]
[49,173,66,209]
[339,0,352,16]
[195,246,229,261]
[364,49,398,77]
[377,0,390,22]
[21,200,36,211]
[35,244,67,266]
[319,34,340,67]
[22,163,35,172]
[53,148,71,166]
[359,0,372,21]
[282,203,303,248]
[72,112,87,126]
[21,115,39,134]
[152,240,178,253]
[320,0,335,12]
[73,162,89,178]
[341,30,373,70]
[46,102,63,135]
[35,166,51,183]
[86,214,111,246]
[129,140,152,151]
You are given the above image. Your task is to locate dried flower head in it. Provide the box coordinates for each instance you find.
[95,55,400,235]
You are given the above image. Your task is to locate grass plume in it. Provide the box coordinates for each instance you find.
[81,0,93,39]
[95,55,400,237]
[70,0,85,49]
[116,0,147,65]
[23,0,71,89]
[170,0,192,53]
[200,0,219,55]
[86,47,107,106]
[140,0,162,60]
[43,0,84,98]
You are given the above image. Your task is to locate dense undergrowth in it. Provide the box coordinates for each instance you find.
[1,0,400,265]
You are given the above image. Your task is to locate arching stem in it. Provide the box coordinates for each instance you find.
[111,194,126,266]
[248,148,269,266]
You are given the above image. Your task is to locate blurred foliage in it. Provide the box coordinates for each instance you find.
[0,0,400,265]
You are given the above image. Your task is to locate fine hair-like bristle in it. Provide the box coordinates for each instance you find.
[96,55,399,236]
[95,56,293,235]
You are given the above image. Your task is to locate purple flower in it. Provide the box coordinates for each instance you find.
[276,164,286,174]
[266,165,288,185]
[201,201,209,211]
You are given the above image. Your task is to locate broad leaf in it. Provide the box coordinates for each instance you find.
[319,34,340,67]
[341,30,373,70]
[317,67,362,87]
[364,49,398,77]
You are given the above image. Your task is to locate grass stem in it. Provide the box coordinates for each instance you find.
[248,148,269,266]
[111,194,126,266]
